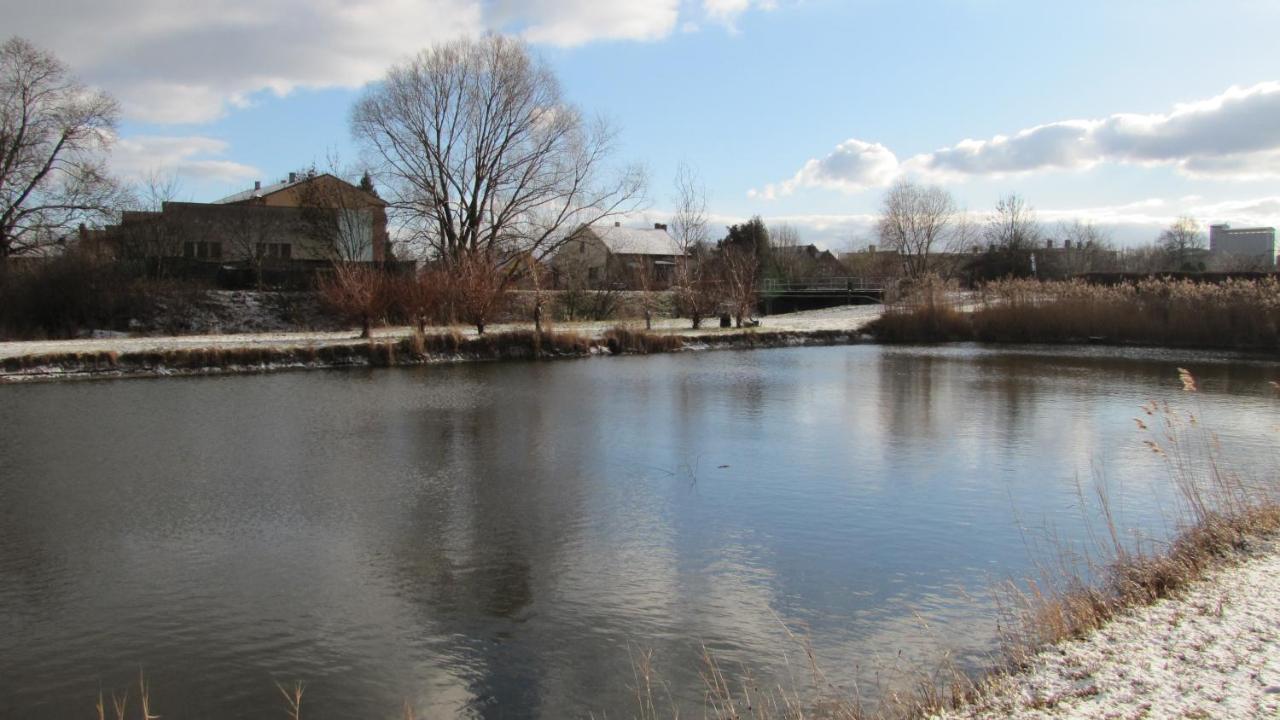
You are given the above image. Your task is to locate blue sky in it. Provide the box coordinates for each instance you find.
[8,0,1280,248]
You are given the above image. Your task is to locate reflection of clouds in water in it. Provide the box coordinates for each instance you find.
[4,347,1280,717]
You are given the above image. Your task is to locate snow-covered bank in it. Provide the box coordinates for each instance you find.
[0,305,881,361]
[938,539,1280,720]
[0,306,882,382]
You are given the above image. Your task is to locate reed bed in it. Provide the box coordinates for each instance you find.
[603,325,686,354]
[868,277,1280,349]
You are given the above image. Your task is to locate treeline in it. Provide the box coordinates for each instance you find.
[870,181,1255,284]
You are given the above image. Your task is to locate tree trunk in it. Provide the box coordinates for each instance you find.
[476,320,485,335]
[644,309,652,330]
[360,314,371,339]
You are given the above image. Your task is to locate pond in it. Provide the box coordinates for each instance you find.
[1,344,1277,718]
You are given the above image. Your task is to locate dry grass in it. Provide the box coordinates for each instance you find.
[867,276,1280,349]
[996,371,1280,669]
[603,326,685,354]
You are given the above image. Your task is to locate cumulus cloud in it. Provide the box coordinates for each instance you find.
[110,135,259,184]
[914,81,1280,180]
[749,139,899,199]
[4,0,483,123]
[758,82,1280,199]
[3,0,780,125]
[489,0,680,46]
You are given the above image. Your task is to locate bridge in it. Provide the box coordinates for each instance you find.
[761,276,889,313]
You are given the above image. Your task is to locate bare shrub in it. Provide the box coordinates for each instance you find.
[317,264,392,338]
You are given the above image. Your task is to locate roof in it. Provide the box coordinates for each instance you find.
[586,224,682,256]
[215,176,310,204]
[213,173,384,206]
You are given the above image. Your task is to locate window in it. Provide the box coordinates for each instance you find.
[185,241,221,260]
[255,243,292,259]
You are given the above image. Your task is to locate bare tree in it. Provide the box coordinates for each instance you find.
[1158,215,1206,271]
[351,35,645,269]
[720,246,759,328]
[984,193,1042,250]
[118,169,185,276]
[877,180,962,279]
[669,163,716,328]
[445,249,507,335]
[0,37,122,262]
[319,262,391,338]
[294,157,387,264]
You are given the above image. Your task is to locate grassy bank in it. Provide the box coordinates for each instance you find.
[0,326,863,382]
[867,277,1280,349]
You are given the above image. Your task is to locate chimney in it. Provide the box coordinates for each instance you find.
[1064,240,1072,250]
[614,221,621,227]
[254,180,261,191]
[1046,239,1054,249]
[288,172,297,183]
[867,244,876,253]
[654,223,667,231]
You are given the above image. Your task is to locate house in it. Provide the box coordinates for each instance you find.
[773,243,848,280]
[108,172,391,267]
[554,222,686,289]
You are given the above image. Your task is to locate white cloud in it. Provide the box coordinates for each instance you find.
[703,0,778,30]
[490,0,680,46]
[749,139,899,199]
[4,0,781,125]
[110,135,260,184]
[759,82,1280,199]
[914,81,1280,181]
[4,0,483,124]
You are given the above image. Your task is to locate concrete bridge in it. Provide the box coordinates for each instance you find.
[761,277,889,314]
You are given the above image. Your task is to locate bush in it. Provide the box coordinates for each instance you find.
[0,251,157,339]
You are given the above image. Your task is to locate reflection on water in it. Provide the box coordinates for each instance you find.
[1,344,1277,718]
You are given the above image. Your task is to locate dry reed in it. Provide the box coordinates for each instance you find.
[868,277,1280,349]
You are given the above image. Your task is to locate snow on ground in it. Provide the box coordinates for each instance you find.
[939,540,1280,720]
[0,304,883,359]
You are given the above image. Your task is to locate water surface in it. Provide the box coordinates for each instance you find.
[1,345,1277,718]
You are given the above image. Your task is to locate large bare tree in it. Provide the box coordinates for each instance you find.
[0,37,121,262]
[350,35,645,268]
[876,180,963,279]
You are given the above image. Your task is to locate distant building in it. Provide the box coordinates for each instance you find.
[773,244,848,279]
[554,222,685,289]
[1209,224,1277,269]
[108,172,391,265]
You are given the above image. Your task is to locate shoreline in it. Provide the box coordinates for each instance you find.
[938,536,1280,719]
[0,326,870,384]
[0,305,881,383]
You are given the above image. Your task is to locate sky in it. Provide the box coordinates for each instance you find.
[6,0,1280,250]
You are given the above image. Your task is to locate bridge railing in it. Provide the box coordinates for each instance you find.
[761,276,891,294]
